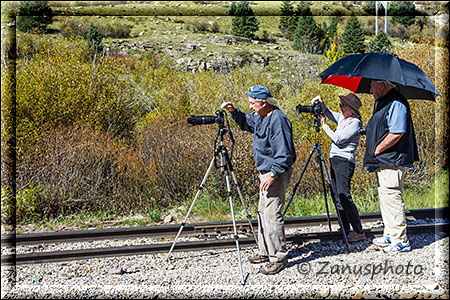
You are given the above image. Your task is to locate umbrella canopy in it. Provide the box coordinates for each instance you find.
[319,52,440,101]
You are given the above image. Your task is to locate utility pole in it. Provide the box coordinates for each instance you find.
[375,1,378,35]
[375,1,389,36]
[382,1,388,35]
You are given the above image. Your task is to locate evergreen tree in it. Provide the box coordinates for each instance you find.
[17,1,53,33]
[340,16,366,55]
[327,16,338,42]
[279,1,297,40]
[361,1,384,15]
[295,1,312,16]
[230,1,259,39]
[293,15,323,54]
[323,16,338,53]
[367,31,392,53]
[389,1,416,27]
[86,23,104,57]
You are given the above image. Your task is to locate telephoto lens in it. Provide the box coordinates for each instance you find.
[187,115,218,125]
[187,110,225,126]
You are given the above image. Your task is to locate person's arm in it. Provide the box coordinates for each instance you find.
[221,102,255,133]
[374,133,404,156]
[322,119,360,145]
[374,101,407,156]
[324,109,342,124]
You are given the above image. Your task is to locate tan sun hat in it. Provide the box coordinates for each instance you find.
[338,93,362,117]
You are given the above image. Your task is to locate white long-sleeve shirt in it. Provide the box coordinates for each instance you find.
[322,109,362,163]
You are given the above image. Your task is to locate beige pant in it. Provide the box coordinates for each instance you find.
[376,166,408,244]
[258,168,293,263]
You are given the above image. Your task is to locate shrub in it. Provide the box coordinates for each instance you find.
[16,39,146,152]
[367,31,392,53]
[16,125,155,219]
[17,1,53,33]
[86,23,104,56]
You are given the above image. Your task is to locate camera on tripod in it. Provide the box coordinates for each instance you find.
[296,99,323,117]
[187,110,225,126]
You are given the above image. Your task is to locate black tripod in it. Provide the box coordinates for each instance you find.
[166,113,257,285]
[282,114,350,250]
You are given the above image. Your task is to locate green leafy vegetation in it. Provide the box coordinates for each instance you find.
[17,1,53,33]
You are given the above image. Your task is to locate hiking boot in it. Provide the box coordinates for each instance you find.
[383,241,412,254]
[259,258,288,275]
[373,236,391,247]
[347,231,366,242]
[248,253,269,264]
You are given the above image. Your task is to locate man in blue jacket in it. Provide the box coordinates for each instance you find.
[221,85,296,275]
[364,80,419,253]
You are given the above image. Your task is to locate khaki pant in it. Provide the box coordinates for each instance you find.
[376,166,408,244]
[258,168,293,263]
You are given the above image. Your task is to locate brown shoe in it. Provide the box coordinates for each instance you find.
[259,258,288,275]
[348,231,366,242]
[248,253,269,264]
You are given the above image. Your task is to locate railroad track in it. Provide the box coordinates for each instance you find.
[1,207,448,266]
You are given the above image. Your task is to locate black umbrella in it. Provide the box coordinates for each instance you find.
[318,52,440,101]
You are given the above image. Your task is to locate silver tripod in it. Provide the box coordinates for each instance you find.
[166,115,257,285]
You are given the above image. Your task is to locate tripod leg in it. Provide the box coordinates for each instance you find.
[230,170,258,244]
[283,145,316,217]
[317,152,332,231]
[165,156,215,261]
[317,148,350,250]
[224,168,245,285]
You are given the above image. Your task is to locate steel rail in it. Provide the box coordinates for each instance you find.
[1,223,447,266]
[1,207,447,246]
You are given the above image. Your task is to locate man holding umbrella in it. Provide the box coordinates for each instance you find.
[364,79,419,253]
[318,52,440,254]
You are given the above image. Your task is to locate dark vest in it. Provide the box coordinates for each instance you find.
[363,89,419,168]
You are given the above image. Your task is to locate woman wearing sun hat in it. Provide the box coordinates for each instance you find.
[312,93,365,243]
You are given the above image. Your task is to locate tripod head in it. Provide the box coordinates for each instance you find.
[214,110,235,169]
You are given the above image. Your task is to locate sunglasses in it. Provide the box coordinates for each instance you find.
[339,102,347,107]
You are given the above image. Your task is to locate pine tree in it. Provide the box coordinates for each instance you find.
[17,1,53,33]
[389,1,416,27]
[362,1,384,16]
[367,31,392,53]
[86,23,104,57]
[327,17,338,42]
[323,16,338,53]
[279,1,297,40]
[230,1,259,40]
[340,16,366,55]
[293,15,323,54]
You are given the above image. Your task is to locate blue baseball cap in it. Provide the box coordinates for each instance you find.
[248,85,278,105]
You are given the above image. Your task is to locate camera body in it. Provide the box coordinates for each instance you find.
[296,99,322,117]
[187,110,225,126]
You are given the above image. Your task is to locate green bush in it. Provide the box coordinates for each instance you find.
[367,31,392,53]
[16,38,145,150]
[17,1,53,33]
